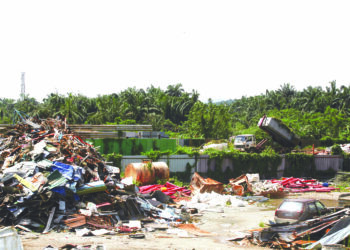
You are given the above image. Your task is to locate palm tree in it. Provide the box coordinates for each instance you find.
[0,98,15,123]
[338,85,350,115]
[120,87,147,123]
[165,83,184,97]
[276,83,296,109]
[54,93,84,124]
[325,81,340,109]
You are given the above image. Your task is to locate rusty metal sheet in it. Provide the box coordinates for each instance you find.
[190,172,224,194]
[63,215,86,228]
[229,175,253,195]
[86,215,115,230]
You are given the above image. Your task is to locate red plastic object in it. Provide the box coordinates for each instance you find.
[138,182,191,199]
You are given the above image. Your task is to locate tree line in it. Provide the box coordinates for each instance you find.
[1,81,350,143]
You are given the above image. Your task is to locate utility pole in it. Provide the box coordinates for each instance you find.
[20,72,25,101]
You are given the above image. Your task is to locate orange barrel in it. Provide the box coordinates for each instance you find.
[124,161,169,185]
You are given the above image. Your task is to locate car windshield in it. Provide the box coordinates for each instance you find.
[234,136,246,143]
[279,201,303,212]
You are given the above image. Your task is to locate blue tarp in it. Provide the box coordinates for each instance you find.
[52,186,66,196]
[73,166,84,182]
[52,162,74,180]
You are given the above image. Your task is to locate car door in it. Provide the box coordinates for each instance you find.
[306,202,318,219]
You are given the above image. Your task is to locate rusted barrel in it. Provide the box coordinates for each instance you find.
[124,161,169,185]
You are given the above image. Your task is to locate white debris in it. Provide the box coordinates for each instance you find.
[341,144,350,154]
[251,180,283,195]
[179,192,247,212]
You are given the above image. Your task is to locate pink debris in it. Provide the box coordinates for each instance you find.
[271,177,336,193]
[138,182,191,199]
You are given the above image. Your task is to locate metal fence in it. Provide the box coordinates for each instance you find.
[121,155,344,178]
[121,155,196,172]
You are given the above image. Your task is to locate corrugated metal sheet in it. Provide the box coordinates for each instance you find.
[121,156,145,171]
[162,155,196,173]
[276,157,286,178]
[121,155,196,172]
[314,155,343,171]
[121,155,344,177]
[276,155,343,178]
[196,155,209,173]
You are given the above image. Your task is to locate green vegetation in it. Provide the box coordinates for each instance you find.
[175,146,200,157]
[142,149,171,161]
[284,153,315,177]
[101,152,122,168]
[168,176,185,187]
[203,147,282,182]
[331,144,344,155]
[2,81,350,148]
[335,183,350,192]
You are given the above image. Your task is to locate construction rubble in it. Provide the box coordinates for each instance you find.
[228,174,337,198]
[0,118,196,248]
[1,116,349,249]
[0,117,253,249]
[230,207,350,249]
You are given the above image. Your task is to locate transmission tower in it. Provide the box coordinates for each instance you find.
[20,72,25,100]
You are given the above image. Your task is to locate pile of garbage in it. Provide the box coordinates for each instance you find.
[228,174,286,198]
[179,191,247,213]
[0,117,186,236]
[271,177,337,193]
[233,208,350,249]
[225,174,337,197]
[138,182,191,200]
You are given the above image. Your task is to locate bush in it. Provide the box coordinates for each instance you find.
[331,144,343,155]
[102,152,122,168]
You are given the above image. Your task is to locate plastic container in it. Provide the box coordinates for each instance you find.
[0,227,24,250]
[124,161,169,185]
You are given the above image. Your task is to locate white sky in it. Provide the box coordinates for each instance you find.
[1,0,350,102]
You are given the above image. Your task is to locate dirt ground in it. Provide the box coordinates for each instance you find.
[20,192,347,250]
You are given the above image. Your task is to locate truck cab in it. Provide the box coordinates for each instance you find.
[233,134,257,151]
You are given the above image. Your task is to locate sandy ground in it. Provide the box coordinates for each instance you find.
[19,192,348,250]
[20,203,274,250]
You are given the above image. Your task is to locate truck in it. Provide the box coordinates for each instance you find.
[233,115,301,152]
[233,134,257,152]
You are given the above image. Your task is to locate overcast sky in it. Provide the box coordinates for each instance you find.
[1,0,350,102]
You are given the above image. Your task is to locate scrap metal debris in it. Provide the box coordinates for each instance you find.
[2,114,346,249]
[271,177,337,193]
[0,116,193,239]
[190,172,224,195]
[229,174,286,198]
[233,208,350,249]
[228,174,336,198]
